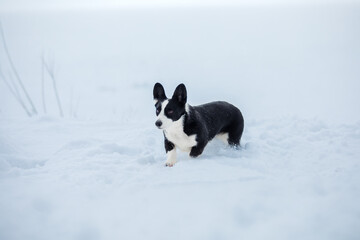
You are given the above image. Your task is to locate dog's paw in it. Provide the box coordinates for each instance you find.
[165,159,176,167]
[190,146,204,158]
[165,162,175,167]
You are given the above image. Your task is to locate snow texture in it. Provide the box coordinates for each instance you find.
[1,3,360,240]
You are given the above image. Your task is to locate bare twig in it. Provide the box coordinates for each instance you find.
[43,58,64,117]
[74,96,80,118]
[0,69,16,99]
[41,54,47,114]
[8,71,21,99]
[69,87,73,117]
[0,21,38,115]
[0,68,32,116]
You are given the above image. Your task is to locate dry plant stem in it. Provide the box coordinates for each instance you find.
[43,59,64,117]
[8,71,21,99]
[0,69,32,116]
[41,56,47,114]
[0,21,38,115]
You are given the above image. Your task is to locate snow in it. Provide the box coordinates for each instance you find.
[1,117,360,239]
[1,3,360,240]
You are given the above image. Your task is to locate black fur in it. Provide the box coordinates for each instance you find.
[153,82,244,159]
[153,83,167,102]
[164,135,175,153]
[185,101,244,156]
[164,88,187,121]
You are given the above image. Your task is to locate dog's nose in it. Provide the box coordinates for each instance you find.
[155,120,162,128]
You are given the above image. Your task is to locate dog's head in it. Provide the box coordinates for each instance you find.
[153,83,187,129]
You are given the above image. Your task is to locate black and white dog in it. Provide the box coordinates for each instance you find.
[153,83,244,167]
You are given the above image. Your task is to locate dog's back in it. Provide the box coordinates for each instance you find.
[186,101,244,147]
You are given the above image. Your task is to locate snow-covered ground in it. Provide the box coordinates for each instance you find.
[1,2,360,240]
[1,116,360,240]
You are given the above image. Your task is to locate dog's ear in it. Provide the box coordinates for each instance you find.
[172,83,187,105]
[153,83,167,102]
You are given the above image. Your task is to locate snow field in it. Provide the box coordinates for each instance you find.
[1,116,359,240]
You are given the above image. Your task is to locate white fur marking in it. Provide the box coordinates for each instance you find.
[156,100,174,130]
[164,115,197,152]
[156,100,197,161]
[216,133,229,144]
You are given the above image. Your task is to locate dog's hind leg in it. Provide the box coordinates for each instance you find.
[227,117,244,149]
[228,135,241,148]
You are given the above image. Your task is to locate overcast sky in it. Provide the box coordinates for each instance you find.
[0,0,358,12]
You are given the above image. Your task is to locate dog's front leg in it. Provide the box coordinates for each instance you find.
[190,141,206,158]
[164,137,176,167]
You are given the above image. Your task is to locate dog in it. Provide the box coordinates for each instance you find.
[153,83,244,167]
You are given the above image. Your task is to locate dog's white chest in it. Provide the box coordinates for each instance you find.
[164,128,197,152]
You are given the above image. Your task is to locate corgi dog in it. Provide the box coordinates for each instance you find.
[153,83,244,167]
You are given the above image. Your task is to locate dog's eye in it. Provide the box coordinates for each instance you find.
[156,109,160,114]
[167,110,174,115]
